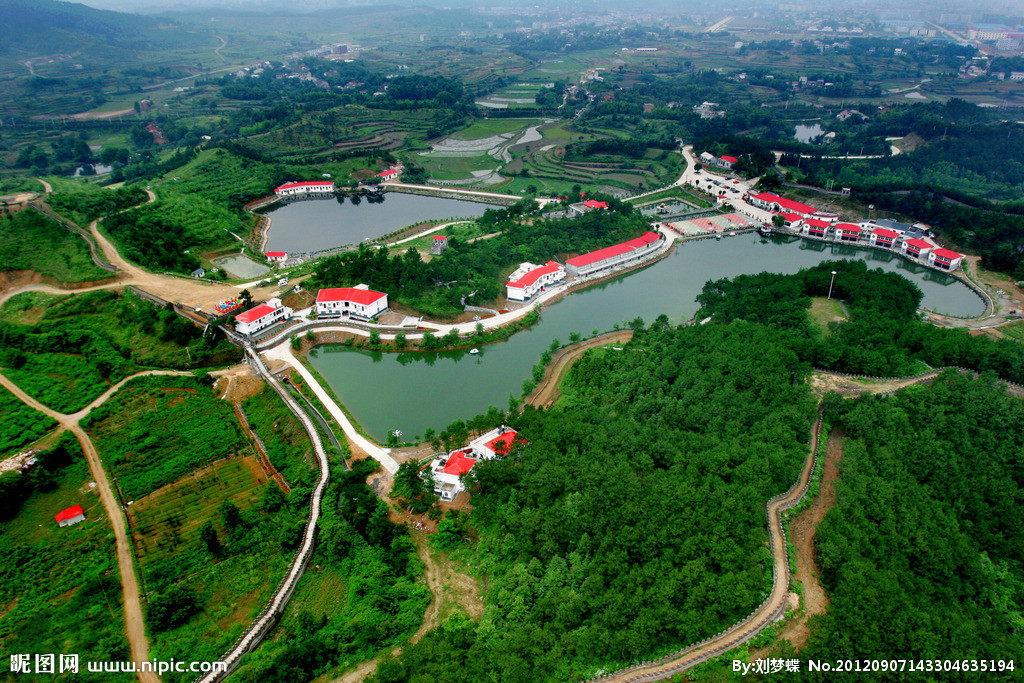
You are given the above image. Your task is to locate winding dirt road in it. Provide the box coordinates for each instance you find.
[0,369,195,683]
[525,330,634,407]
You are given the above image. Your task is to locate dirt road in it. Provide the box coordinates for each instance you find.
[525,330,634,408]
[0,369,197,683]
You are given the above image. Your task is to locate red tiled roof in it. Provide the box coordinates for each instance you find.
[432,235,446,240]
[378,169,400,178]
[485,431,523,455]
[780,212,803,222]
[932,248,962,260]
[720,155,738,163]
[752,192,816,215]
[235,304,279,324]
[442,450,476,476]
[566,232,660,268]
[276,181,334,191]
[266,251,287,258]
[872,228,900,239]
[55,505,84,524]
[316,287,387,306]
[805,218,830,229]
[836,223,861,233]
[509,261,562,289]
[905,238,932,249]
[582,199,609,209]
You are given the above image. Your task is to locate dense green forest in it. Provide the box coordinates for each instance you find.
[697,260,1024,382]
[311,197,645,316]
[789,374,1024,679]
[0,383,57,458]
[374,319,817,682]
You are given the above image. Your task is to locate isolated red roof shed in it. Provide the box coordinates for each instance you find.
[265,251,287,258]
[55,505,85,527]
[378,169,400,179]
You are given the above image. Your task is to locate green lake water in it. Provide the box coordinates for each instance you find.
[309,233,985,441]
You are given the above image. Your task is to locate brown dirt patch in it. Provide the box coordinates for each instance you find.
[70,108,135,121]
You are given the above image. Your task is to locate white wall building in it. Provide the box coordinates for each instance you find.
[274,181,335,197]
[427,426,525,502]
[565,231,663,278]
[506,261,566,301]
[928,248,964,271]
[316,285,388,319]
[235,298,292,335]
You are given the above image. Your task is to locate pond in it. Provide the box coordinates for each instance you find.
[260,192,496,254]
[794,122,825,144]
[214,254,271,279]
[308,233,985,441]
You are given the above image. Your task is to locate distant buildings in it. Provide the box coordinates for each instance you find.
[235,298,292,335]
[315,285,388,319]
[699,151,738,169]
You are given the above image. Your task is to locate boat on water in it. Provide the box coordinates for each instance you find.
[470,348,480,354]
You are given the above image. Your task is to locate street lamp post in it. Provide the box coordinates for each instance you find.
[827,270,837,299]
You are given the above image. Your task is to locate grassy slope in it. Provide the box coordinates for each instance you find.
[0,210,108,284]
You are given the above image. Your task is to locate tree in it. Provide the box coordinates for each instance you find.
[369,329,381,346]
[219,501,243,529]
[395,332,407,349]
[199,521,221,555]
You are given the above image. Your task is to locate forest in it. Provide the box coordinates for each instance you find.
[790,374,1023,679]
[0,209,109,285]
[697,259,1024,383]
[310,198,645,316]
[374,319,818,682]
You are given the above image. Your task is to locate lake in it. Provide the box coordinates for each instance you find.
[261,193,496,253]
[214,254,272,279]
[309,233,985,441]
[794,122,825,143]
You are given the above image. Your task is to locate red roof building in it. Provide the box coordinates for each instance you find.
[901,238,934,259]
[265,251,288,262]
[441,450,477,476]
[235,304,278,324]
[928,248,964,271]
[316,285,388,319]
[720,155,739,164]
[235,298,292,335]
[582,199,609,210]
[747,192,817,216]
[802,218,830,237]
[506,260,566,301]
[275,181,335,196]
[55,504,85,527]
[835,223,862,242]
[566,231,661,276]
[869,227,899,248]
[779,212,803,227]
[377,169,401,180]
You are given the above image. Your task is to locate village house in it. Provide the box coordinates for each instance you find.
[266,251,288,263]
[315,284,388,319]
[869,227,900,249]
[506,261,566,302]
[55,504,85,528]
[801,218,831,238]
[428,426,526,501]
[429,235,448,255]
[901,238,934,260]
[745,192,817,217]
[565,231,663,278]
[235,298,293,336]
[274,181,335,197]
[377,168,401,182]
[778,212,804,229]
[835,223,862,243]
[568,198,609,217]
[928,248,965,271]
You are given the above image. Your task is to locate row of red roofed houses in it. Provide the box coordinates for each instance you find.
[698,151,739,170]
[55,504,85,528]
[427,426,526,501]
[506,261,567,302]
[799,218,964,271]
[747,191,965,271]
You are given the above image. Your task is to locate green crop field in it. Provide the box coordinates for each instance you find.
[0,437,133,681]
[86,377,250,500]
[242,385,317,489]
[0,209,110,285]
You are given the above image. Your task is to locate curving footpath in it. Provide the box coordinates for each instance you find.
[586,413,824,683]
[0,369,196,683]
[195,343,330,682]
